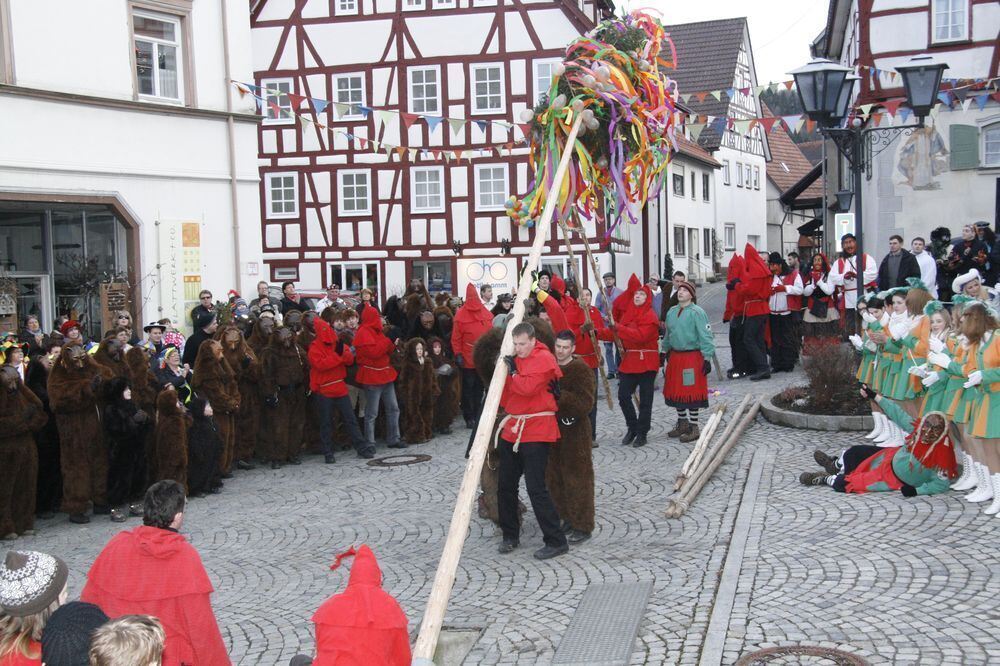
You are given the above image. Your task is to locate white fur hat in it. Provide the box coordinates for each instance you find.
[952,269,981,295]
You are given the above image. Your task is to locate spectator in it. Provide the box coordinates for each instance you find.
[829,233,878,338]
[40,602,108,666]
[189,290,214,327]
[479,283,494,308]
[154,347,190,393]
[142,322,166,360]
[595,273,624,378]
[786,252,800,273]
[180,312,217,368]
[89,615,165,666]
[800,253,840,344]
[767,253,803,373]
[877,234,921,290]
[490,293,513,321]
[976,220,998,284]
[946,224,988,278]
[314,284,345,314]
[910,237,938,297]
[81,480,231,666]
[0,550,68,666]
[646,274,663,319]
[21,316,45,358]
[102,377,151,524]
[280,282,305,315]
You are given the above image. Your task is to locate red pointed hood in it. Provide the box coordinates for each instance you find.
[726,254,744,280]
[454,283,492,327]
[550,275,566,298]
[313,317,336,345]
[313,545,408,630]
[359,303,382,330]
[615,274,653,323]
[741,243,770,281]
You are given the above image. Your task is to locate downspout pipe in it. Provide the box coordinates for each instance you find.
[221,0,242,290]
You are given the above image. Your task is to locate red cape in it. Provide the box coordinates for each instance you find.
[451,284,493,368]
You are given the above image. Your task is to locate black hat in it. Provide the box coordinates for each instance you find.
[497,293,513,303]
[41,601,109,666]
[767,252,784,265]
[142,321,165,333]
[193,311,216,330]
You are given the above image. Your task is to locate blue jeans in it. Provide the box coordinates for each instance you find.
[363,383,400,445]
[314,394,366,455]
[603,342,619,375]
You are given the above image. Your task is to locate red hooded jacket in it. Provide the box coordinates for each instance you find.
[80,526,230,666]
[559,281,606,369]
[309,318,354,398]
[312,545,411,666]
[723,254,745,323]
[598,275,660,373]
[353,305,398,385]
[451,283,493,369]
[737,244,772,318]
[500,339,562,443]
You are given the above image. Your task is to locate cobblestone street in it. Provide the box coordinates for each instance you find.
[16,300,1000,664]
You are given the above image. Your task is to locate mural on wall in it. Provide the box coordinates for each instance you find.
[896,125,949,190]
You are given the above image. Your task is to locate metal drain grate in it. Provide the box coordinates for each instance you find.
[551,581,652,665]
[367,454,432,467]
[735,646,870,665]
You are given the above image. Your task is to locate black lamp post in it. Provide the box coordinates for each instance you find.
[789,54,948,308]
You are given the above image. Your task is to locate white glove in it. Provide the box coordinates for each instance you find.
[860,311,875,323]
[928,336,945,354]
[864,340,878,353]
[922,372,941,387]
[848,334,863,350]
[927,351,952,368]
[964,370,983,389]
[436,363,453,376]
[908,364,929,378]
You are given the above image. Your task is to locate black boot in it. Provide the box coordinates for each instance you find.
[621,429,637,446]
[813,450,839,475]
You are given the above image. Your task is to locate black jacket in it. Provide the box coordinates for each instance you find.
[877,249,921,290]
[181,329,211,367]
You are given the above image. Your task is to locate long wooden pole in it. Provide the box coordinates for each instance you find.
[412,115,585,663]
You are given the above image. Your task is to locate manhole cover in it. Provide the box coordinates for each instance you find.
[735,646,870,666]
[367,454,432,467]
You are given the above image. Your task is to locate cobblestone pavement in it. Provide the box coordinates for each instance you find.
[15,297,1000,664]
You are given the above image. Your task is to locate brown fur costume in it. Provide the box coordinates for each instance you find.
[296,316,320,451]
[92,338,128,379]
[47,344,112,515]
[0,368,48,536]
[399,339,439,443]
[546,357,596,533]
[259,328,308,463]
[428,336,460,433]
[247,317,275,455]
[154,387,190,491]
[219,325,260,463]
[473,317,554,525]
[124,346,159,487]
[191,341,240,475]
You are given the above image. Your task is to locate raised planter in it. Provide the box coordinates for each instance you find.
[761,392,873,432]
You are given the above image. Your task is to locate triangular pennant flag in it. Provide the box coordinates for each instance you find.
[357,105,372,118]
[268,101,283,118]
[739,87,750,96]
[377,110,395,125]
[937,91,952,106]
[783,80,794,90]
[408,148,418,160]
[286,92,306,110]
[898,107,912,123]
[962,98,973,113]
[975,93,990,111]
[474,120,488,133]
[235,83,250,97]
[518,123,532,136]
[400,112,419,129]
[424,116,443,132]
[694,91,709,103]
[689,124,705,141]
[859,104,874,118]
[311,98,330,114]
[754,86,765,96]
[710,90,724,101]
[759,117,778,132]
[334,102,350,116]
[448,118,466,135]
[881,99,903,116]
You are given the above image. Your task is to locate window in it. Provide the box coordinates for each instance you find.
[266,173,298,219]
[471,64,504,114]
[403,0,426,9]
[724,223,736,250]
[932,0,968,43]
[334,74,365,119]
[984,124,1000,168]
[338,170,371,216]
[413,261,453,292]
[475,164,508,210]
[432,0,456,7]
[132,10,182,101]
[704,228,713,258]
[702,173,711,202]
[411,167,445,213]
[408,66,440,114]
[335,0,358,15]
[273,267,299,281]
[722,160,731,185]
[672,165,685,197]
[736,162,744,187]
[330,262,379,296]
[753,166,760,190]
[745,164,753,189]
[690,171,696,200]
[673,226,686,256]
[533,59,560,105]
[261,78,293,124]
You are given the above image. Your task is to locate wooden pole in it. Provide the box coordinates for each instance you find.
[412,115,585,662]
[557,220,614,409]
[677,403,726,486]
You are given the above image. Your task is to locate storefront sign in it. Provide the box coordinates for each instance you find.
[158,220,202,333]
[456,258,518,300]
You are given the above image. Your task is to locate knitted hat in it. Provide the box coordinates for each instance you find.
[59,320,80,337]
[41,601,108,666]
[0,550,68,617]
[676,280,697,302]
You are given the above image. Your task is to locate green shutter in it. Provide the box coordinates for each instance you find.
[950,124,980,170]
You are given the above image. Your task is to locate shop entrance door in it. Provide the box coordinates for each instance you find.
[12,274,53,333]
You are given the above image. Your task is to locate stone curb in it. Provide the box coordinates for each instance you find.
[759,392,873,431]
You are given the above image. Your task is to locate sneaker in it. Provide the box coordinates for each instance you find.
[69,513,90,525]
[567,530,591,544]
[813,450,839,475]
[799,471,829,486]
[533,544,569,560]
[632,434,647,447]
[498,539,519,554]
[128,503,143,517]
[110,508,127,523]
[324,454,337,464]
[621,430,637,445]
[358,448,376,459]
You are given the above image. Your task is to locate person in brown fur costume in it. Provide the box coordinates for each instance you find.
[428,336,460,434]
[259,326,308,467]
[155,384,191,491]
[47,342,112,524]
[0,366,48,539]
[297,311,320,452]
[547,330,596,543]
[433,304,455,355]
[191,339,240,477]
[399,338,439,444]
[472,317,554,524]
[246,315,275,456]
[218,325,259,470]
[92,336,128,380]
[125,345,159,488]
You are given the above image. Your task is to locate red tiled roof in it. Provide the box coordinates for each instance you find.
[675,132,721,168]
[762,103,823,199]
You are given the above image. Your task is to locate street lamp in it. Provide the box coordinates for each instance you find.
[835,190,854,213]
[790,54,948,312]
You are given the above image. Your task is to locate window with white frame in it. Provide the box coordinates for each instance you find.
[724,223,736,250]
[702,173,711,202]
[690,171,696,200]
[753,166,760,190]
[334,74,365,119]
[261,78,293,124]
[736,162,744,187]
[411,167,445,213]
[672,165,685,197]
[132,10,182,101]
[722,160,731,185]
[403,0,426,10]
[932,0,968,43]
[432,0,456,7]
[984,124,1000,167]
[533,59,560,105]
[335,0,358,16]
[673,226,686,256]
[409,66,440,114]
[475,164,508,210]
[266,173,298,219]
[746,164,753,189]
[338,170,371,216]
[471,64,504,114]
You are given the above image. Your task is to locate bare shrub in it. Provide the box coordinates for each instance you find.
[802,342,864,413]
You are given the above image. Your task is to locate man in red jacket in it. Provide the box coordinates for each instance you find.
[566,286,605,440]
[594,275,660,447]
[724,254,752,378]
[308,318,373,462]
[81,480,230,666]
[736,243,773,381]
[354,304,403,449]
[452,283,494,428]
[497,322,568,560]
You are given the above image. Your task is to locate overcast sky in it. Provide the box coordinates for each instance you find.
[619,0,830,86]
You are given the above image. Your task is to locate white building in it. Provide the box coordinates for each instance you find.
[0,0,261,336]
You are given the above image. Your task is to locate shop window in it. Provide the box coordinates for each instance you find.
[412,261,453,292]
